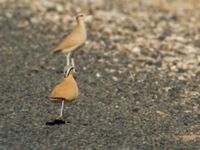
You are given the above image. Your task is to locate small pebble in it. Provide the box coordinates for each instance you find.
[96,73,101,78]
[112,76,118,81]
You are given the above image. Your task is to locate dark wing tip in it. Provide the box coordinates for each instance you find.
[52,48,62,54]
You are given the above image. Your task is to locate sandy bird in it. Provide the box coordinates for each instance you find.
[53,13,88,72]
[50,65,79,120]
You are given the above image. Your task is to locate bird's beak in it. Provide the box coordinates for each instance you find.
[85,15,93,22]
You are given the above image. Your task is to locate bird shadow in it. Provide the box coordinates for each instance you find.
[45,119,67,126]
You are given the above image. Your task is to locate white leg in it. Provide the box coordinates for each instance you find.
[71,58,77,73]
[64,53,71,74]
[63,55,68,74]
[65,55,68,66]
[60,100,65,118]
[71,58,75,67]
[67,53,71,66]
[65,53,71,66]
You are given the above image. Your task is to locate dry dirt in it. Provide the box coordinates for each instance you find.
[0,0,200,149]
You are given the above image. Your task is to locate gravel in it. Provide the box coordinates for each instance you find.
[0,0,200,149]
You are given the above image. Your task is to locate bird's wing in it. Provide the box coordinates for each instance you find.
[51,79,78,100]
[53,30,84,53]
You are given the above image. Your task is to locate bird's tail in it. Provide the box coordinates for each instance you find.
[52,48,62,54]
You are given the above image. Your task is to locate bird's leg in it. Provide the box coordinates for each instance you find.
[63,55,68,74]
[71,58,75,68]
[65,54,68,66]
[71,58,77,73]
[59,100,65,120]
[67,53,71,66]
[63,53,71,74]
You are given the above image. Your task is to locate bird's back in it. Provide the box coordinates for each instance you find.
[53,25,86,53]
[51,75,79,101]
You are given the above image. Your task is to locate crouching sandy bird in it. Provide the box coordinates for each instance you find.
[50,65,78,120]
[53,13,88,73]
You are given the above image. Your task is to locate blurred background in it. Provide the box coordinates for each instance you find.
[1,0,200,78]
[0,0,200,149]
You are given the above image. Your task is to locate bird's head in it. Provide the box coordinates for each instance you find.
[76,13,86,22]
[75,13,92,23]
[64,65,75,77]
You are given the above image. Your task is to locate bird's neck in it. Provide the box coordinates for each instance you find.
[66,74,74,80]
[76,21,85,29]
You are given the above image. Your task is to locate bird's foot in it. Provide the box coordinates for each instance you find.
[56,115,64,121]
[49,115,62,120]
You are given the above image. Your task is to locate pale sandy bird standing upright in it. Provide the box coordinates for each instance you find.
[53,13,88,72]
[50,65,79,120]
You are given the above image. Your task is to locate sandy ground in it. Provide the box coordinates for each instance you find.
[0,0,200,149]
